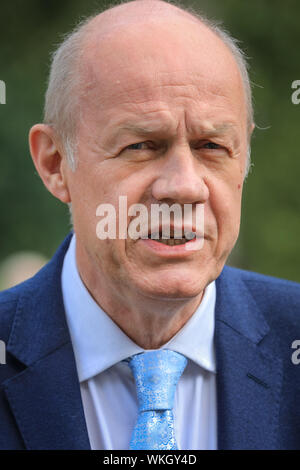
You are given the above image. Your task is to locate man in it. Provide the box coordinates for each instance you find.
[0,0,299,450]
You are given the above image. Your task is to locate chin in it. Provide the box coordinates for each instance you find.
[137,272,210,300]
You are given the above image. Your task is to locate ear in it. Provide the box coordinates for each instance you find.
[29,124,71,203]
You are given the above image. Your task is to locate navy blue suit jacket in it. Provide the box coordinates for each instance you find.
[0,233,300,450]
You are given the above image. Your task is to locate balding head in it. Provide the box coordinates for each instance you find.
[83,0,211,36]
[43,0,253,174]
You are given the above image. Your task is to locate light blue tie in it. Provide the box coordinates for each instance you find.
[127,349,188,450]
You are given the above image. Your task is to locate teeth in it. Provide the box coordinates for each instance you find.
[150,232,160,239]
[156,238,187,246]
[148,231,196,240]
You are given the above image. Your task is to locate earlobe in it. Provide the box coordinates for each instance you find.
[29,124,71,203]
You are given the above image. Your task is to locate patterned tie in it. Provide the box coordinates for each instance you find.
[127,349,188,450]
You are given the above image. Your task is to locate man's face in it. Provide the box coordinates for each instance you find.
[65,20,249,300]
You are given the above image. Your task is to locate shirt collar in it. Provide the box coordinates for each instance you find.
[61,234,216,382]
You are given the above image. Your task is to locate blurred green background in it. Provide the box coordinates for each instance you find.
[0,0,299,285]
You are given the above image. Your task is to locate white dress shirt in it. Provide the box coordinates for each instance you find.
[61,234,217,450]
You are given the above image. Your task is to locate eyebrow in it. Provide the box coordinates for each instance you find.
[106,120,240,149]
[104,122,171,149]
[192,122,238,137]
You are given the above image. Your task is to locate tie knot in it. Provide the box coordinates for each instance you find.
[127,349,187,412]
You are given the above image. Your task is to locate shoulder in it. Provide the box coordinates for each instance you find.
[221,265,300,331]
[0,232,73,345]
[0,278,34,344]
[222,264,300,292]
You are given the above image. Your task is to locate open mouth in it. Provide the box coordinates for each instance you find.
[146,231,196,246]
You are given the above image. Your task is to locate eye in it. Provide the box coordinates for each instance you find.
[124,142,151,151]
[118,141,158,161]
[202,141,223,150]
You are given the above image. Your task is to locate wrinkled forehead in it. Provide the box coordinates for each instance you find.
[77,17,247,129]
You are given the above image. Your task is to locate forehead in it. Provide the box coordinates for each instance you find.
[78,19,247,133]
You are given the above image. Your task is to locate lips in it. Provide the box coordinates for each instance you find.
[133,222,204,254]
[137,232,204,256]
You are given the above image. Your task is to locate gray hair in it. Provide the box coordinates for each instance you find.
[44,0,254,176]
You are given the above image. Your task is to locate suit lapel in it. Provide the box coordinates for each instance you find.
[2,343,90,449]
[3,234,91,449]
[215,267,283,450]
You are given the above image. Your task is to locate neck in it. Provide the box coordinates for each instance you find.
[76,247,204,350]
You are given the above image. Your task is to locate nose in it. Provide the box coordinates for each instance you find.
[151,144,209,204]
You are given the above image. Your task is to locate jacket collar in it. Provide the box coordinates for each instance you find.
[6,233,73,367]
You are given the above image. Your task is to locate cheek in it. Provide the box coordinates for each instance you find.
[207,177,243,231]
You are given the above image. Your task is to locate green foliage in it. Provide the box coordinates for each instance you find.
[1,0,299,281]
